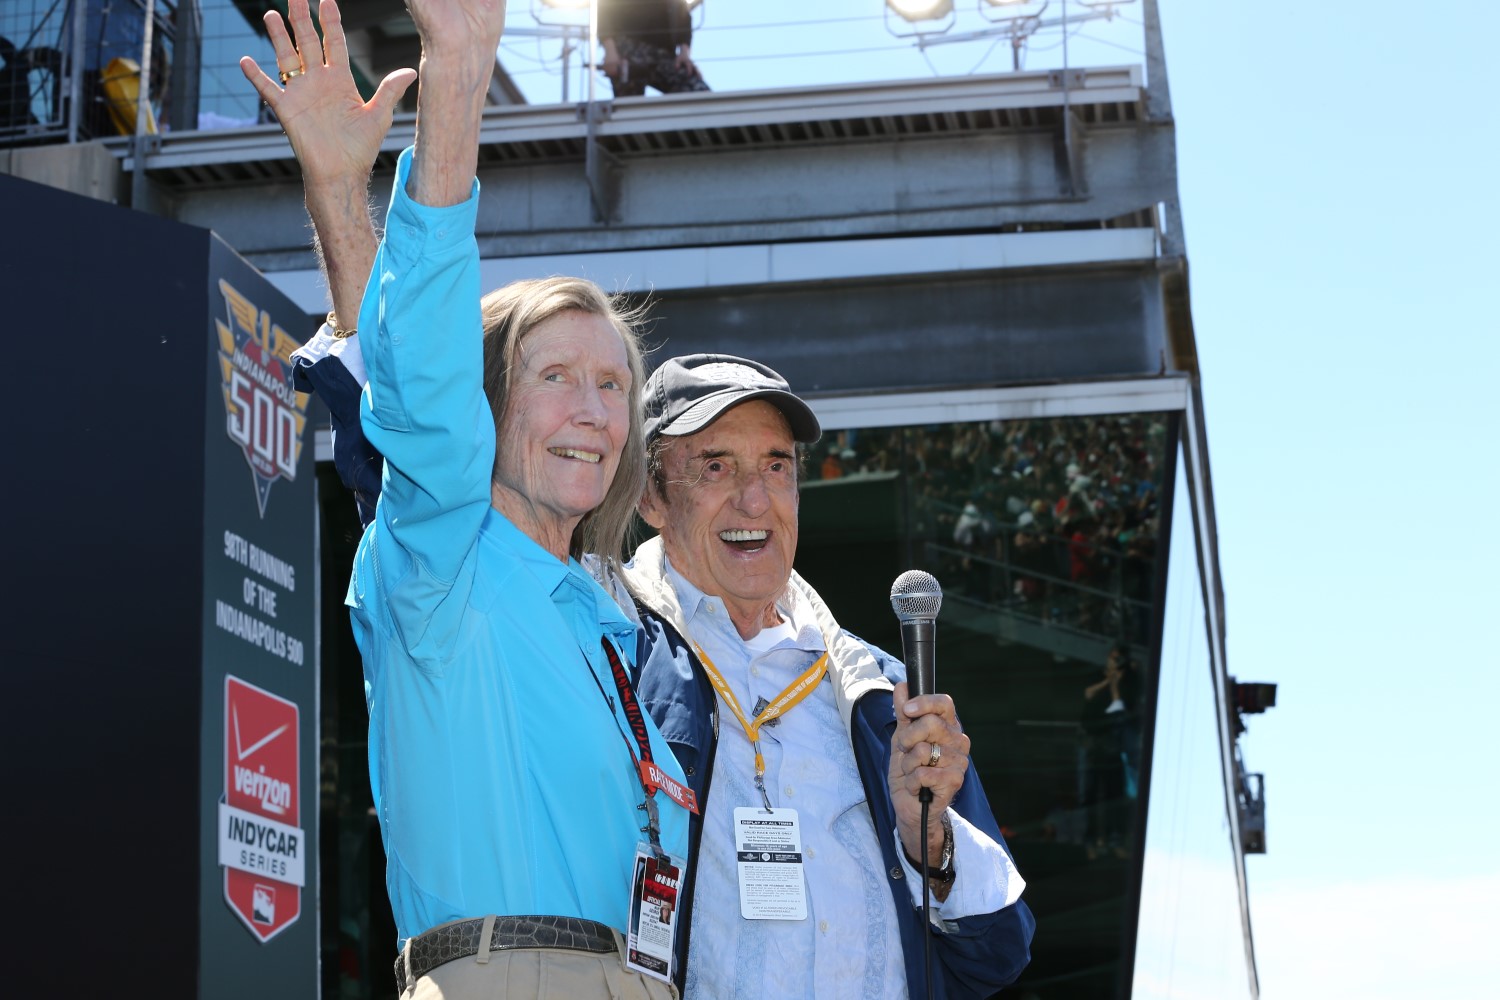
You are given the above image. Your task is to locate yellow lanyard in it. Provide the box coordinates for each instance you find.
[695,641,829,811]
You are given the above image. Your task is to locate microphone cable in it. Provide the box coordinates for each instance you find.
[890,569,944,1000]
[919,786,934,1000]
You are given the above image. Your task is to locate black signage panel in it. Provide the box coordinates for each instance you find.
[197,238,319,998]
[1,172,319,997]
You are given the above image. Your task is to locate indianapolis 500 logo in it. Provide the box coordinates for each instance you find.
[215,279,309,516]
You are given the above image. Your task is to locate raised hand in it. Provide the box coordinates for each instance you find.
[402,0,508,207]
[240,0,416,338]
[239,0,416,186]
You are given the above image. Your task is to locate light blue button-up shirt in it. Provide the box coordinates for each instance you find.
[665,562,908,1000]
[348,148,689,947]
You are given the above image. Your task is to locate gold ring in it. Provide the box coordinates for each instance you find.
[925,744,942,769]
[279,67,305,84]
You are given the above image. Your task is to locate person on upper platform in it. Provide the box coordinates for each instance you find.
[600,0,710,98]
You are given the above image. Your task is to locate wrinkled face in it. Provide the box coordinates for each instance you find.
[492,309,631,549]
[640,400,799,627]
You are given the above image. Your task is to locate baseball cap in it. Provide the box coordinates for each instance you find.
[643,354,822,446]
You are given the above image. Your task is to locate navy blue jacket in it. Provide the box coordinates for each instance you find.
[629,599,1035,998]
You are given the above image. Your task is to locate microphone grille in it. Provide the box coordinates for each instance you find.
[889,570,943,622]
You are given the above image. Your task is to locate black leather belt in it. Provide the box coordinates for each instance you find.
[395,915,618,990]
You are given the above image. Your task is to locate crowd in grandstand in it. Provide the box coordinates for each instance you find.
[807,413,1167,642]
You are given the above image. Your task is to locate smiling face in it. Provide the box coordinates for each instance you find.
[491,309,632,559]
[639,400,800,638]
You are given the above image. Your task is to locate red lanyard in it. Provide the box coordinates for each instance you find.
[588,639,700,855]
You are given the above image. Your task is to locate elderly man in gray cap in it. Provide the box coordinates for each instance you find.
[616,354,1033,999]
[251,5,1032,992]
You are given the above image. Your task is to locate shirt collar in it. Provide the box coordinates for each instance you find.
[483,508,635,642]
[660,556,716,627]
[661,554,822,654]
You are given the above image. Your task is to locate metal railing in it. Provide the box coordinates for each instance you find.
[4,0,1153,148]
[0,0,177,146]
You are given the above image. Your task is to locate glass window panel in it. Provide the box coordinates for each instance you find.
[1129,441,1255,1000]
[197,0,276,126]
[794,410,1173,999]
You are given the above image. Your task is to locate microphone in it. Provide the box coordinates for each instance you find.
[892,570,946,997]
[890,570,943,699]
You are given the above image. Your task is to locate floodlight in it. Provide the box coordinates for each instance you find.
[981,0,1048,19]
[979,1,1049,30]
[886,0,955,23]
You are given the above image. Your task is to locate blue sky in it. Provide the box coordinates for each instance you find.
[500,1,1499,994]
[1160,1,1497,995]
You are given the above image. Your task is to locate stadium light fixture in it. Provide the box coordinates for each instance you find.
[980,1,1049,22]
[885,0,955,23]
[884,0,955,39]
[533,0,591,28]
[889,0,1134,68]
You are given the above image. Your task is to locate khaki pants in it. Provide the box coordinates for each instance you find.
[399,929,677,1000]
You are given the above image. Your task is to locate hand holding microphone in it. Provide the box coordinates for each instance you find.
[888,572,970,859]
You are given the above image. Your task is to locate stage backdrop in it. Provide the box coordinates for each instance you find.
[1,172,320,998]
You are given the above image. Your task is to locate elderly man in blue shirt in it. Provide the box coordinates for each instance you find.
[248,1,1034,995]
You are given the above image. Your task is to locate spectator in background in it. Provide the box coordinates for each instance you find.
[1109,646,1145,801]
[1079,645,1142,859]
[1121,516,1156,642]
[601,0,709,98]
[1,37,64,132]
[1011,513,1049,607]
[1,36,34,129]
[953,496,996,600]
[820,443,846,480]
